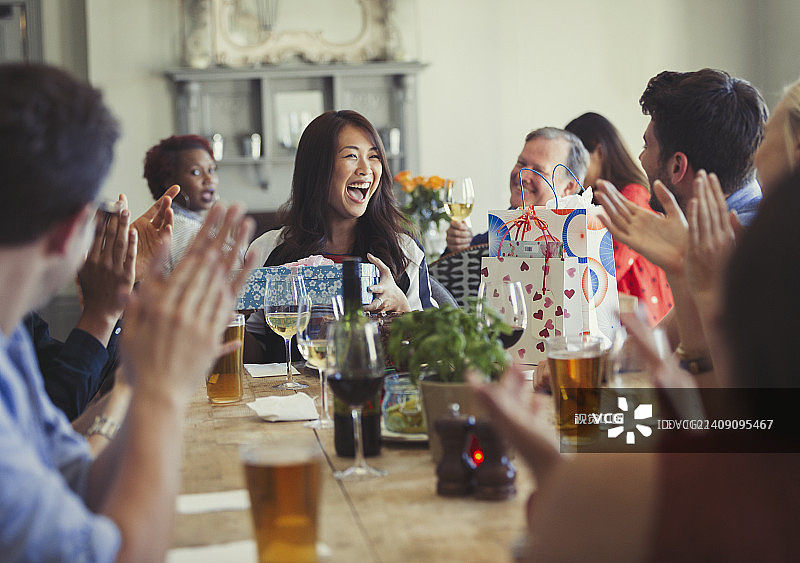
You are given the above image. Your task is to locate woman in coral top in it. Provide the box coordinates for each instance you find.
[566,112,673,325]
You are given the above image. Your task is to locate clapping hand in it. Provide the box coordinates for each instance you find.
[595,179,688,276]
[121,203,256,397]
[132,184,179,281]
[686,170,740,302]
[469,365,560,483]
[76,194,136,343]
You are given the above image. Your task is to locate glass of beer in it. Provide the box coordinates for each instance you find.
[545,334,609,447]
[241,438,323,563]
[206,313,245,404]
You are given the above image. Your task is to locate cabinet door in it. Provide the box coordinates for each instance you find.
[333,73,406,175]
[176,79,262,161]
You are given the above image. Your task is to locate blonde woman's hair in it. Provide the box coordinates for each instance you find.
[782,80,800,171]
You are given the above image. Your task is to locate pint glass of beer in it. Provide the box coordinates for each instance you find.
[546,334,608,447]
[241,438,323,563]
[206,313,245,403]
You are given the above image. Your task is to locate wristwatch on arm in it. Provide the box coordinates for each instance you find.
[84,415,121,440]
[676,343,714,375]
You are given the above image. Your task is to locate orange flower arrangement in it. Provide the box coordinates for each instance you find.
[394,171,450,235]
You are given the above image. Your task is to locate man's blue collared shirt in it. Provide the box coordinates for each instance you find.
[726,177,763,227]
[0,323,120,562]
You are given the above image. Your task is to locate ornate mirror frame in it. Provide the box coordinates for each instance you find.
[211,0,390,66]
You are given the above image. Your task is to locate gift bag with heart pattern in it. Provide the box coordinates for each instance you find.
[486,206,619,346]
[480,255,584,365]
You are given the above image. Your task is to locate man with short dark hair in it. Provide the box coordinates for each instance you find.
[0,63,255,561]
[637,68,767,223]
[595,68,768,382]
[445,127,589,253]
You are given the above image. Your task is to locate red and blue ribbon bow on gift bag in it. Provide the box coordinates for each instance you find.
[495,165,584,292]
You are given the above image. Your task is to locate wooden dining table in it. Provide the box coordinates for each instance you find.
[171,365,535,562]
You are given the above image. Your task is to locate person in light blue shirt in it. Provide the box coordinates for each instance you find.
[0,326,121,561]
[723,177,762,227]
[0,63,256,562]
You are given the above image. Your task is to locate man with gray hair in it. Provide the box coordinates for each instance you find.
[445,127,589,253]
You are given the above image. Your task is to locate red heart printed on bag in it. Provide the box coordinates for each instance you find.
[481,267,488,277]
[518,349,526,359]
[493,289,500,298]
[500,306,506,314]
[503,274,511,282]
[533,309,544,320]
[544,297,553,308]
[564,289,575,299]
[545,319,554,330]
[532,292,543,301]
[564,310,570,318]
[536,342,545,352]
[539,328,549,338]
[520,262,530,272]
[525,284,533,294]
[567,267,576,277]
[498,256,505,262]
[555,306,563,316]
[555,329,562,336]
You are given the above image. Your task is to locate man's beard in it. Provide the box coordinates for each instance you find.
[647,162,676,214]
[649,185,665,213]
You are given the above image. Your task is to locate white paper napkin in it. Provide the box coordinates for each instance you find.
[167,540,256,563]
[247,393,319,421]
[176,489,250,515]
[167,540,332,563]
[245,363,300,377]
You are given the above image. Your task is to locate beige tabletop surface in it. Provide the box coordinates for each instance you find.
[173,365,535,562]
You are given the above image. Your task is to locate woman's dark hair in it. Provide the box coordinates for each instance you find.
[639,68,767,195]
[269,110,410,280]
[143,134,214,200]
[723,170,799,389]
[565,112,648,189]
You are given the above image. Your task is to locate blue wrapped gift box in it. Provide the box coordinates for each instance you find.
[235,263,380,310]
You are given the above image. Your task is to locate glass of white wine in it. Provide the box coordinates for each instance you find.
[264,272,310,390]
[297,297,336,428]
[444,177,475,223]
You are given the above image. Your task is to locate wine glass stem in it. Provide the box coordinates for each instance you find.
[284,336,293,384]
[351,406,367,469]
[318,368,330,421]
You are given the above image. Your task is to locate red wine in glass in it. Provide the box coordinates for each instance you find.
[499,326,525,349]
[477,280,528,349]
[327,372,385,406]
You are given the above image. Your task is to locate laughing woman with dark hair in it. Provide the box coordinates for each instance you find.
[244,110,437,363]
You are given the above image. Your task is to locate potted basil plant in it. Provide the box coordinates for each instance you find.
[386,299,511,461]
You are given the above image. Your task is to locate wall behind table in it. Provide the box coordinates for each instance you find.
[42,1,800,232]
[415,0,772,237]
[33,0,800,336]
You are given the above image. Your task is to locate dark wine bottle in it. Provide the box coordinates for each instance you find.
[333,258,382,458]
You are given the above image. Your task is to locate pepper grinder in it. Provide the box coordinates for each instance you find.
[472,419,516,500]
[435,403,475,497]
